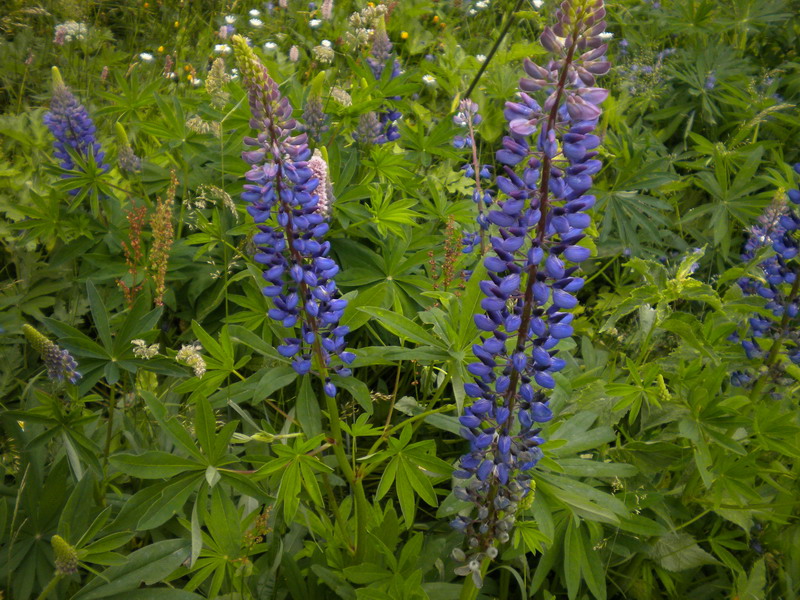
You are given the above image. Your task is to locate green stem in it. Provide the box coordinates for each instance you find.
[36,574,62,600]
[103,386,115,465]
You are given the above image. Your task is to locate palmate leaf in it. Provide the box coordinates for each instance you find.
[595,189,672,249]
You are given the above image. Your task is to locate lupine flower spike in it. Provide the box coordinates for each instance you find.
[22,324,81,384]
[44,67,108,193]
[232,35,353,396]
[452,0,609,584]
[732,164,800,382]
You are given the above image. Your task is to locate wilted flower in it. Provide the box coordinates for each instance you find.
[301,96,329,141]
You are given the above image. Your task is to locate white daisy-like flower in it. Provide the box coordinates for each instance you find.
[263,41,278,51]
[249,8,261,16]
[224,15,236,24]
[476,54,486,63]
[422,74,436,86]
[214,44,232,55]
[321,39,332,48]
[249,18,263,27]
[309,18,322,28]
[598,31,613,40]
[139,52,154,63]
[193,78,203,87]
[532,0,543,7]
[468,8,477,15]
[476,0,488,8]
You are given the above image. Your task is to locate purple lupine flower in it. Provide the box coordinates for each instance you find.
[23,324,81,384]
[232,36,352,390]
[361,23,401,144]
[43,67,108,193]
[452,0,609,576]
[734,166,800,371]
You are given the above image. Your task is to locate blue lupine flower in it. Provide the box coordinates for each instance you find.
[43,67,108,193]
[734,166,800,373]
[233,36,352,388]
[452,0,609,568]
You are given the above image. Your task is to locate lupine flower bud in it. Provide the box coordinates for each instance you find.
[52,535,79,576]
[23,324,81,384]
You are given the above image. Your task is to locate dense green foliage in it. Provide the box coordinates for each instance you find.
[1,0,800,599]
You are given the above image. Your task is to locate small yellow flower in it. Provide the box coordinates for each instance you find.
[432,15,439,24]
[143,2,149,7]
[187,74,193,81]
[174,20,180,28]
[400,31,408,40]
[367,1,374,6]
[184,65,191,71]
[157,45,164,52]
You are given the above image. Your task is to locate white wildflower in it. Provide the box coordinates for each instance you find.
[132,339,160,359]
[176,342,206,378]
[422,74,436,86]
[309,18,322,28]
[321,39,332,48]
[224,15,237,24]
[598,31,613,40]
[476,54,486,63]
[214,44,232,55]
[139,52,154,63]
[532,0,543,7]
[263,41,278,51]
[249,8,261,16]
[249,18,263,28]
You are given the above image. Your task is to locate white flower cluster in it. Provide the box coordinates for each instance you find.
[54,21,88,44]
[176,342,206,378]
[132,339,160,359]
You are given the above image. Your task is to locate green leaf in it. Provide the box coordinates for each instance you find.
[71,539,190,599]
[110,452,204,479]
[86,281,112,350]
[357,307,442,347]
